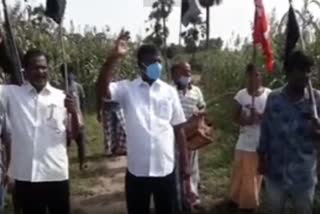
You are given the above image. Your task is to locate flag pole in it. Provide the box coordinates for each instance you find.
[58,24,68,92]
[206,5,210,49]
[251,45,257,112]
[58,18,73,135]
[179,21,183,46]
[251,1,258,115]
[289,0,318,118]
[161,0,169,79]
[179,0,184,47]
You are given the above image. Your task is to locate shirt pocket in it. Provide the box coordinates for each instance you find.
[157,99,172,121]
[45,104,66,134]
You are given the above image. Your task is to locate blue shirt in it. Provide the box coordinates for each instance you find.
[258,86,319,191]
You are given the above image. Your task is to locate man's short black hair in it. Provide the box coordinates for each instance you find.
[60,63,75,78]
[23,49,48,68]
[137,44,160,63]
[246,63,258,74]
[285,50,314,73]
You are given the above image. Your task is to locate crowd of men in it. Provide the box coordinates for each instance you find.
[0,30,318,214]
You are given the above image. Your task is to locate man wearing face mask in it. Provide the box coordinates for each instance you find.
[171,62,206,209]
[96,32,190,214]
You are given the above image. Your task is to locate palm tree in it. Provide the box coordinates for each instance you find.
[199,0,223,48]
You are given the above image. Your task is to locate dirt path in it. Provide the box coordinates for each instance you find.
[69,155,228,214]
[72,156,127,214]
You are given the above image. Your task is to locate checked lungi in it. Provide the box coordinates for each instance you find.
[102,100,127,155]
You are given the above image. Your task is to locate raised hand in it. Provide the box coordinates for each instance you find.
[111,29,130,58]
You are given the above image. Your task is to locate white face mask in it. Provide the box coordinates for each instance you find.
[178,76,192,87]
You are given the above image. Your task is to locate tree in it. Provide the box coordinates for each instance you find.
[182,23,206,55]
[199,0,223,48]
[145,0,174,49]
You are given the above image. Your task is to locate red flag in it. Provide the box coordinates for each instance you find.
[253,0,274,73]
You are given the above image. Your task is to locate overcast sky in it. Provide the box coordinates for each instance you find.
[11,0,320,45]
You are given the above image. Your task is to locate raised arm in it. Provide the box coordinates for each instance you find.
[96,31,130,101]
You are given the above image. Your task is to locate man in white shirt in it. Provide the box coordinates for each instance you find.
[0,49,79,214]
[97,32,190,214]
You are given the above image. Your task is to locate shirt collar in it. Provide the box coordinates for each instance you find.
[135,77,162,88]
[24,81,53,95]
[281,85,310,102]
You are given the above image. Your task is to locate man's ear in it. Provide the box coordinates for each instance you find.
[138,61,144,70]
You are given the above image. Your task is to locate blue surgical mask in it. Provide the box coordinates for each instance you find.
[144,63,163,80]
[178,76,192,87]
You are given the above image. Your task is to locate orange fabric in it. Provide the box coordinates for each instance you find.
[229,151,262,209]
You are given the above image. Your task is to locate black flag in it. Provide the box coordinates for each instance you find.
[181,0,202,27]
[1,0,24,85]
[284,4,300,68]
[181,0,189,20]
[45,0,66,24]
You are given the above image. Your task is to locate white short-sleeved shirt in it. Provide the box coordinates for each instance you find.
[0,83,69,182]
[234,88,272,152]
[110,78,186,177]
